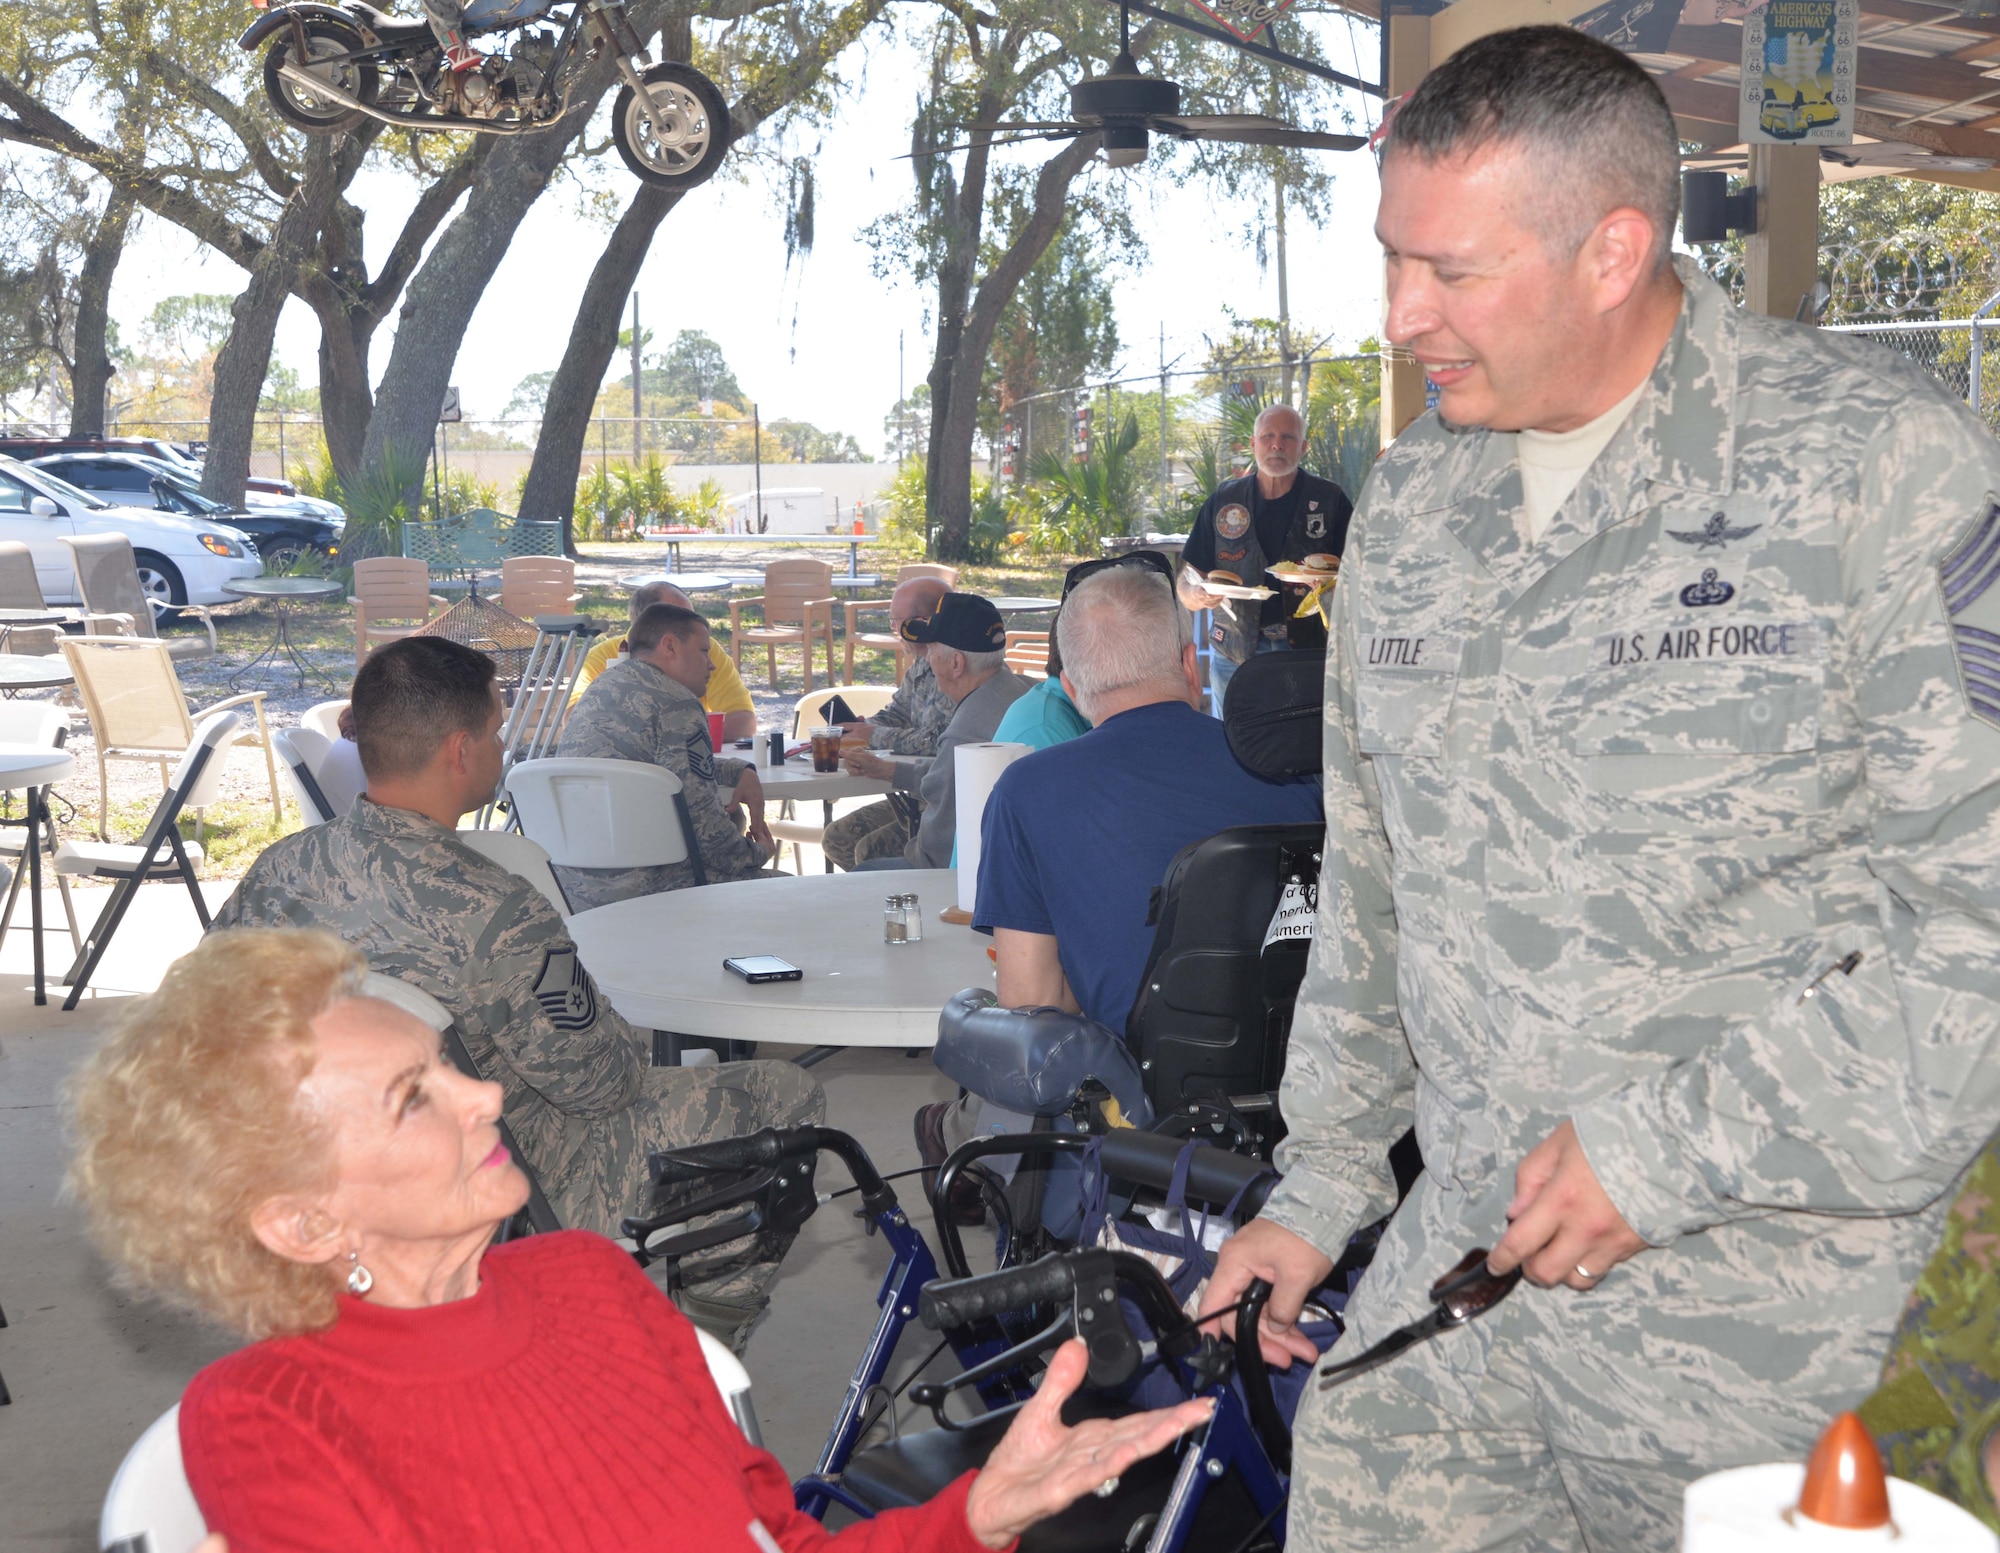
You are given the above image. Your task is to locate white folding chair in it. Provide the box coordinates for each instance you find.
[99,1403,205,1553]
[273,727,339,826]
[505,757,707,888]
[0,702,81,957]
[57,711,240,1011]
[301,699,348,743]
[455,828,570,916]
[695,1327,762,1445]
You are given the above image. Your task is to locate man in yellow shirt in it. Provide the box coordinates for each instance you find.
[571,579,758,739]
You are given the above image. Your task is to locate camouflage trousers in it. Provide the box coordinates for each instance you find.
[823,799,915,872]
[1290,1304,1698,1553]
[551,1058,824,1345]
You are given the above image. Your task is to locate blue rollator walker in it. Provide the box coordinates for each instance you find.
[623,1119,1515,1552]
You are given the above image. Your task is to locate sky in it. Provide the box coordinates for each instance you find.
[102,14,1389,451]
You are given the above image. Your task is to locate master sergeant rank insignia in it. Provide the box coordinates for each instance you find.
[1942,499,2000,729]
[533,947,598,1032]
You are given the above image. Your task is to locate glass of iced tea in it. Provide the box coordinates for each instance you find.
[811,726,844,772]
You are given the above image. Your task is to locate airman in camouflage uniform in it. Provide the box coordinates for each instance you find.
[555,654,770,910]
[1200,30,2000,1552]
[1858,1130,2000,1530]
[215,799,822,1349]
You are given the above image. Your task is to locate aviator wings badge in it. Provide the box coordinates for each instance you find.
[1668,512,1762,551]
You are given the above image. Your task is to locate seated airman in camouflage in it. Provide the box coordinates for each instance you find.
[215,636,823,1352]
[823,575,955,870]
[554,603,774,911]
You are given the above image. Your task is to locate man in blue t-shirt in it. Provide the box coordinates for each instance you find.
[973,563,1322,1031]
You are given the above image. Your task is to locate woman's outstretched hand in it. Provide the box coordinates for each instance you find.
[963,1339,1214,1550]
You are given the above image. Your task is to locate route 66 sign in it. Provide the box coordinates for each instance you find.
[1188,0,1300,42]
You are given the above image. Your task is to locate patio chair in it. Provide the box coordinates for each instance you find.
[0,542,63,656]
[64,534,219,662]
[455,828,570,916]
[57,710,240,1011]
[840,563,959,681]
[505,757,707,888]
[1003,630,1050,681]
[769,685,896,872]
[98,1403,204,1553]
[499,556,579,622]
[0,703,81,959]
[350,557,445,664]
[60,637,282,840]
[728,559,837,693]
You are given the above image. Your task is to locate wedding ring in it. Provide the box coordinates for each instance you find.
[1093,1477,1121,1499]
[1575,1264,1597,1280]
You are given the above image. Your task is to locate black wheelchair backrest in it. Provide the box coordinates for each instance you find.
[1126,821,1324,1110]
[1223,647,1326,779]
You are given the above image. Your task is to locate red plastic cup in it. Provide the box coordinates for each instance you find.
[708,712,725,751]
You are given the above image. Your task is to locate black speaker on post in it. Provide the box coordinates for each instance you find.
[1682,169,1759,243]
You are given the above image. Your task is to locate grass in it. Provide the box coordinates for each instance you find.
[89,794,307,879]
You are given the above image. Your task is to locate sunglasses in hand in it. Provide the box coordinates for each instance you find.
[1317,1249,1523,1391]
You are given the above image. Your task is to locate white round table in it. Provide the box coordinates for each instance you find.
[0,656,74,694]
[988,596,1061,616]
[0,743,75,1004]
[568,868,992,1054]
[757,755,894,803]
[616,571,736,594]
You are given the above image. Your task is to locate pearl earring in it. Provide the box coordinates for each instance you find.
[346,1250,374,1297]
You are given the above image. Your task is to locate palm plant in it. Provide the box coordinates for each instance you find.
[1027,410,1142,554]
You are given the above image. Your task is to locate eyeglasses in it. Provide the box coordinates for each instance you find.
[1317,1247,1522,1391]
[1061,549,1175,600]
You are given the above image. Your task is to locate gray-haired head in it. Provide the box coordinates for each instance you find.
[1056,565,1191,723]
[630,579,691,619]
[1385,26,1680,268]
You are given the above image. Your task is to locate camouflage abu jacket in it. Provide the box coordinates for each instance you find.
[214,799,646,1195]
[1265,257,2000,1463]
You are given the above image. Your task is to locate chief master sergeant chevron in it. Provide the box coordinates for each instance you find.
[1198,26,2000,1551]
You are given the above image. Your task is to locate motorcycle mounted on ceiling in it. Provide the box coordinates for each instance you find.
[238,0,729,189]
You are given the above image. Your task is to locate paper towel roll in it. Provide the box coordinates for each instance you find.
[954,741,1032,913]
[1683,1464,1997,1552]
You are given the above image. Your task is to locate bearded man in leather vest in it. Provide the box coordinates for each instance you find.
[1177,402,1353,715]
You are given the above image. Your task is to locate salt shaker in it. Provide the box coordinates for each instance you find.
[902,892,923,943]
[884,896,908,945]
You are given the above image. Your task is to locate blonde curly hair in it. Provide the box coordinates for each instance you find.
[68,929,367,1338]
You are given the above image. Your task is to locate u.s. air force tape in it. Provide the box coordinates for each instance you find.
[1592,620,1819,672]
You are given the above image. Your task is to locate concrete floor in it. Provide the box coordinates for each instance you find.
[0,879,958,1551]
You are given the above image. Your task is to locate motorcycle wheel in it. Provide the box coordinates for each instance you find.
[263,17,379,133]
[611,62,730,190]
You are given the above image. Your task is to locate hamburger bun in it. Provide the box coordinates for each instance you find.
[1206,569,1243,586]
[1301,553,1340,573]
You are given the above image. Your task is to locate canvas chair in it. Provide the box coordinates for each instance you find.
[841,563,959,681]
[59,637,282,840]
[0,542,64,656]
[57,711,241,1010]
[350,557,446,663]
[767,685,897,872]
[1003,631,1050,681]
[728,559,837,692]
[499,556,580,622]
[64,534,219,661]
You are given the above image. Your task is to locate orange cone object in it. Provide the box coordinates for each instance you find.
[1795,1411,1892,1530]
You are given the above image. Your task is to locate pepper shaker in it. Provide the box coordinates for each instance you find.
[884,896,908,945]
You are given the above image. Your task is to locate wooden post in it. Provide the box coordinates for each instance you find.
[1744,144,1820,320]
[1381,9,1432,446]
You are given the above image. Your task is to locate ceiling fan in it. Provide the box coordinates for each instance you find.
[921,0,1367,168]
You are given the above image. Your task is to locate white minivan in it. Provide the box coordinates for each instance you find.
[0,456,263,608]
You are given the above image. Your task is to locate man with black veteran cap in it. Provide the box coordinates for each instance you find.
[1178,402,1353,713]
[1195,24,2000,1552]
[841,592,1028,871]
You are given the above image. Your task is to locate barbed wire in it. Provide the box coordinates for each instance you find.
[1696,230,2000,320]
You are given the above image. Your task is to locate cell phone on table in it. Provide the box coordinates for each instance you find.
[723,955,803,984]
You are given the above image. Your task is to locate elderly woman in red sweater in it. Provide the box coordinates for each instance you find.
[70,929,1211,1553]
